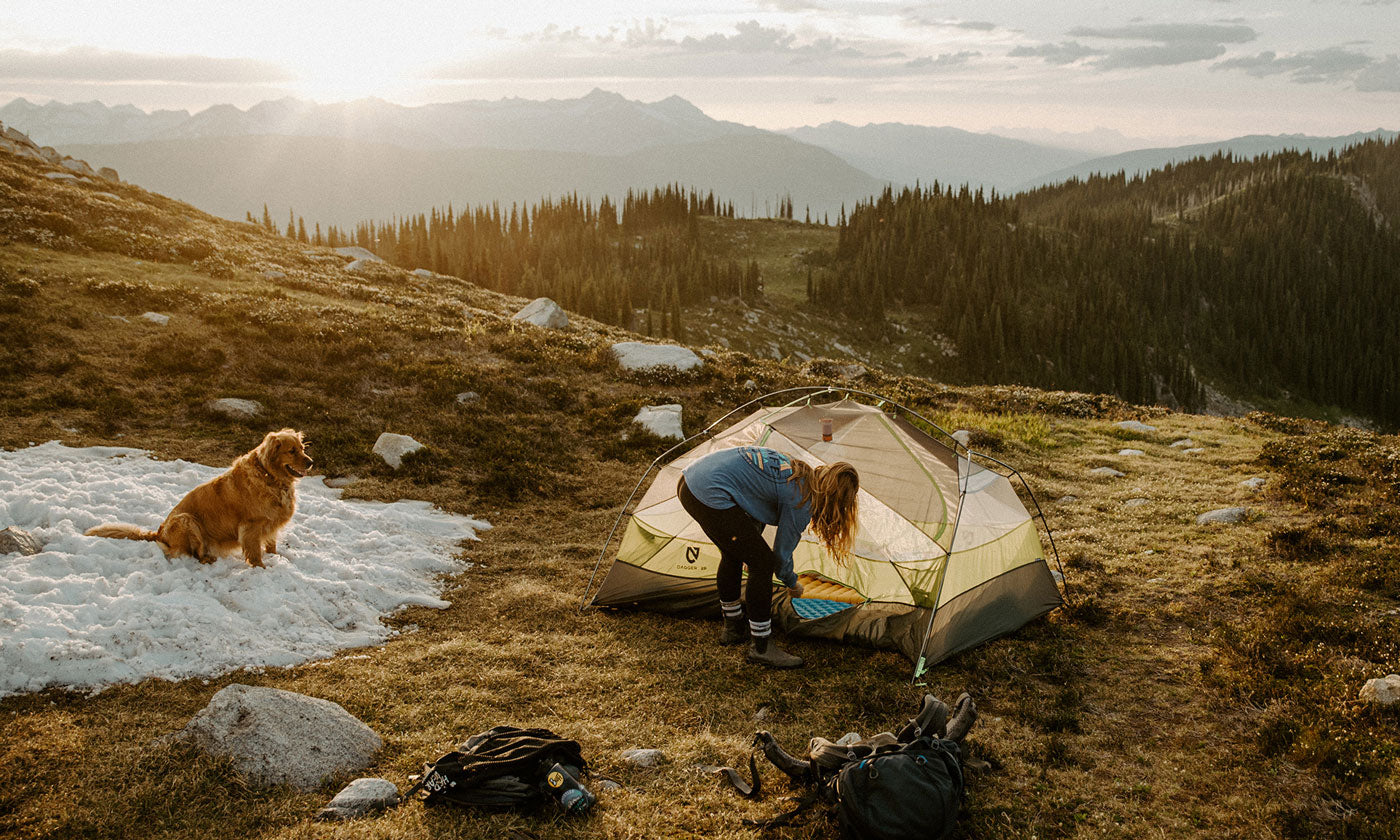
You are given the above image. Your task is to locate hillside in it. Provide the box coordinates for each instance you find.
[1023,129,1399,190]
[2,137,1400,839]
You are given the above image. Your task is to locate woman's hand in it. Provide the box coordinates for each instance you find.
[788,581,805,597]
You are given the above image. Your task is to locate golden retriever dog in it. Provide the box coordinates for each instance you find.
[86,429,313,567]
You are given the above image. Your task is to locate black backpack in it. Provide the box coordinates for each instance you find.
[727,695,969,839]
[406,726,587,809]
[829,736,964,840]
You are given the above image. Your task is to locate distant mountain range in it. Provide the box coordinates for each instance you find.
[0,89,760,155]
[779,121,1092,196]
[59,133,882,228]
[3,92,1393,226]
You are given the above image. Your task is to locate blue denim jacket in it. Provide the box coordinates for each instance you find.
[681,446,810,587]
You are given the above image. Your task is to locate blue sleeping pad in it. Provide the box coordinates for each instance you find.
[792,598,855,620]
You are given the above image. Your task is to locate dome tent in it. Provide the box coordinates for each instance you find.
[583,388,1066,677]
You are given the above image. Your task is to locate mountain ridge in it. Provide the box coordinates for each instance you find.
[1022,129,1400,190]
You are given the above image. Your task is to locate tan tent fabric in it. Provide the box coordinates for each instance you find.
[591,395,1063,670]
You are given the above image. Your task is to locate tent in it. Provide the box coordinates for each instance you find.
[584,388,1066,677]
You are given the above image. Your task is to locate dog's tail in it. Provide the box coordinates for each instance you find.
[85,523,160,541]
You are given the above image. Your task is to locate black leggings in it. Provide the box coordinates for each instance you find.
[678,476,777,622]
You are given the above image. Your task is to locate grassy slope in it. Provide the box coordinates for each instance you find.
[1,150,1398,839]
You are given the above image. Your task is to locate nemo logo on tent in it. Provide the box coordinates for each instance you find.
[685,546,700,564]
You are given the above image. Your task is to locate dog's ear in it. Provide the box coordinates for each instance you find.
[257,431,282,470]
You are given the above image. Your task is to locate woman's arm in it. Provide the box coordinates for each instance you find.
[772,503,807,589]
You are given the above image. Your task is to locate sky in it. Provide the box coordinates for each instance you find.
[1,0,1396,146]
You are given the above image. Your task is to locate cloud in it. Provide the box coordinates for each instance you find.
[1068,23,1256,44]
[0,46,291,84]
[1097,42,1229,70]
[1008,41,1101,65]
[428,19,976,81]
[756,0,827,10]
[1215,46,1377,84]
[900,14,997,31]
[1010,21,1260,70]
[904,51,979,70]
[676,20,803,53]
[1355,54,1400,91]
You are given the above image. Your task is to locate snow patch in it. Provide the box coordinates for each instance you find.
[0,442,489,698]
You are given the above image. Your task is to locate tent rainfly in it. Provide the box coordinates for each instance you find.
[585,390,1065,677]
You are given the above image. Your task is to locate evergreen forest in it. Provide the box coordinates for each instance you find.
[821,138,1400,423]
[258,186,757,341]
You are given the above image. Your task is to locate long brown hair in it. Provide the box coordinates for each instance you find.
[790,460,860,565]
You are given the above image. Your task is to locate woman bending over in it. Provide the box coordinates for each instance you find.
[678,446,859,668]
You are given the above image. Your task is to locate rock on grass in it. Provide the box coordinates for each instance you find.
[173,684,381,791]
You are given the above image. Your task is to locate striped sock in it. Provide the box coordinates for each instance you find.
[720,599,743,619]
[748,618,772,638]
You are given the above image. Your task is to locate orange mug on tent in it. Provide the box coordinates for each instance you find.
[821,418,834,442]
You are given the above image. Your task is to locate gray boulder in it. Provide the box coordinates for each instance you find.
[62,157,96,176]
[140,312,170,325]
[951,430,972,448]
[1124,498,1150,507]
[373,432,423,468]
[1090,466,1125,478]
[1360,674,1400,705]
[206,398,263,420]
[1114,420,1157,433]
[316,777,400,820]
[97,166,120,182]
[333,246,383,263]
[512,297,569,329]
[621,748,667,768]
[0,526,43,556]
[1117,448,1145,457]
[611,342,703,372]
[1240,477,1267,491]
[455,391,480,405]
[633,404,684,440]
[1196,507,1249,525]
[174,684,381,791]
[1170,438,1194,449]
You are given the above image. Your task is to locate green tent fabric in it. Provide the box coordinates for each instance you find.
[589,395,1064,672]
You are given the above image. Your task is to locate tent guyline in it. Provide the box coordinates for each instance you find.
[581,386,1067,678]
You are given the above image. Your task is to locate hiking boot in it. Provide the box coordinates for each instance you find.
[756,731,811,781]
[747,635,804,669]
[944,692,978,742]
[720,614,748,646]
[897,694,949,741]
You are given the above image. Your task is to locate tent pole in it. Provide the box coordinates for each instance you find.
[911,452,969,684]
